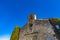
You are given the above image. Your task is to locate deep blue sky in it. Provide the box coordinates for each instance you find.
[0,0,60,36]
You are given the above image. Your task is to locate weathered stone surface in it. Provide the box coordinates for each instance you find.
[19,14,58,40]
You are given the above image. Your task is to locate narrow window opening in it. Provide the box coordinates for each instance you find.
[29,24,33,30]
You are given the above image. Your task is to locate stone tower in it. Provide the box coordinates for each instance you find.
[19,14,58,40]
[28,14,36,32]
[28,14,36,24]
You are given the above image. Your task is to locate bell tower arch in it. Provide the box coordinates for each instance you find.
[28,14,36,24]
[28,14,36,32]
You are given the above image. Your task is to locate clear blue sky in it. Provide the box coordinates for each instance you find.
[0,0,60,39]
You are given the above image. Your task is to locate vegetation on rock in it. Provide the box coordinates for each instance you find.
[10,26,20,40]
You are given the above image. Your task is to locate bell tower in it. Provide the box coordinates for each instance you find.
[28,14,36,32]
[28,14,36,24]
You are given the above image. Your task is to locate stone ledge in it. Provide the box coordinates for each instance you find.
[24,32,38,36]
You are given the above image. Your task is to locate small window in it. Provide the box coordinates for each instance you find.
[29,24,33,27]
[29,24,33,30]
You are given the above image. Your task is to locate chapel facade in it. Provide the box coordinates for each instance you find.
[19,14,58,40]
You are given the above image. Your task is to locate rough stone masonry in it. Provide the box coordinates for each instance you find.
[19,14,59,40]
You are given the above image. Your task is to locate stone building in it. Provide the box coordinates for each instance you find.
[19,14,58,40]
